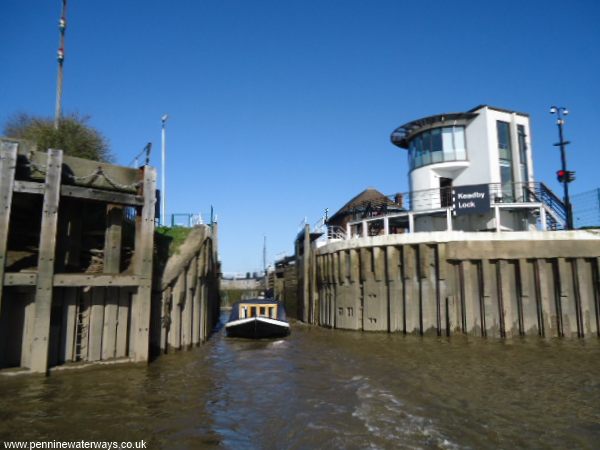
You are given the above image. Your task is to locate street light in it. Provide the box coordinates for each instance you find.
[161,114,169,226]
[550,106,573,229]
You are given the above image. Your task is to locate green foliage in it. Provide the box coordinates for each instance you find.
[3,113,113,162]
[155,226,193,256]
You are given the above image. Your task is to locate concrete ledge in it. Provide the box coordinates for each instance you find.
[318,230,600,255]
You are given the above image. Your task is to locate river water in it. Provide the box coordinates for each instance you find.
[1,312,599,449]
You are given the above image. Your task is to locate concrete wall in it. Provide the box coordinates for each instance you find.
[152,225,220,354]
[298,231,600,338]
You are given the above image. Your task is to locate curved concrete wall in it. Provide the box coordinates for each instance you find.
[311,231,600,338]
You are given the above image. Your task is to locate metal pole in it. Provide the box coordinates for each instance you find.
[551,106,573,230]
[161,115,168,226]
[557,119,573,230]
[54,0,67,129]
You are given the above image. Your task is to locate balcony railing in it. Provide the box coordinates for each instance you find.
[329,181,567,238]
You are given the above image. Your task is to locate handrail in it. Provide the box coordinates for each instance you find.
[326,181,568,235]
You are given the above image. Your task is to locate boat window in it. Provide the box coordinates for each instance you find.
[259,307,266,317]
[240,306,247,318]
[250,307,256,317]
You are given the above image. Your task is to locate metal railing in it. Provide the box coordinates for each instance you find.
[327,181,568,237]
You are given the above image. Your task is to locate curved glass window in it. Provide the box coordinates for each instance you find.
[407,126,467,170]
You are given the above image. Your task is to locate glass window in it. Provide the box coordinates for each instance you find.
[517,125,528,182]
[431,128,443,163]
[497,121,512,161]
[454,127,466,160]
[407,126,467,170]
[442,128,455,160]
[500,162,514,201]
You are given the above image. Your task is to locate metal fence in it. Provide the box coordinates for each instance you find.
[572,188,600,228]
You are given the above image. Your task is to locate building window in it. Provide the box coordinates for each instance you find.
[407,126,466,170]
[517,125,529,183]
[497,121,514,200]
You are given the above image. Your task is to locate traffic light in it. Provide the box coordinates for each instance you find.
[556,170,575,183]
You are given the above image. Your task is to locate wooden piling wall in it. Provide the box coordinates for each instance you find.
[299,232,600,338]
[0,140,220,374]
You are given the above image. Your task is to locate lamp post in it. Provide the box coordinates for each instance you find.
[161,114,169,226]
[550,106,573,230]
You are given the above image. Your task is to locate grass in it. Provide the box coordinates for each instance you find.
[155,226,194,256]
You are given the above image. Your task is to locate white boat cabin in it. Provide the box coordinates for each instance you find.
[239,303,278,319]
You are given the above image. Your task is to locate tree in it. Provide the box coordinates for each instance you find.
[3,113,113,162]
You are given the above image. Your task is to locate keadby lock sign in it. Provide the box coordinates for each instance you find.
[453,184,491,215]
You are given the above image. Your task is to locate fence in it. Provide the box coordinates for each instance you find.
[572,188,600,228]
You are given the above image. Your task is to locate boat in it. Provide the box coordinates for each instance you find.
[225,298,290,339]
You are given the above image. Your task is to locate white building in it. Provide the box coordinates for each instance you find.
[386,105,565,233]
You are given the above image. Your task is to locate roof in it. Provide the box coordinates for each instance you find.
[328,188,397,223]
[390,112,477,149]
[390,105,529,149]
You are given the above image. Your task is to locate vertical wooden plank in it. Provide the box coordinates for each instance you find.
[132,166,156,362]
[101,288,118,360]
[88,288,105,362]
[30,149,62,374]
[115,288,130,358]
[59,288,77,362]
[0,142,18,313]
[20,293,36,368]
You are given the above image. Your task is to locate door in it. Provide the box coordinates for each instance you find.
[440,177,453,208]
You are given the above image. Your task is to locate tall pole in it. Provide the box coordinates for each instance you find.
[54,0,67,129]
[161,114,169,226]
[550,106,573,230]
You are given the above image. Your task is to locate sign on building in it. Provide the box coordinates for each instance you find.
[453,184,491,215]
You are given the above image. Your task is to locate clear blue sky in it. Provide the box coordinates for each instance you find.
[2,1,599,274]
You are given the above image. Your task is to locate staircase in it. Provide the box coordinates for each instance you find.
[530,183,567,230]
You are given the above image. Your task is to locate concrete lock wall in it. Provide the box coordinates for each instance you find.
[301,231,600,338]
[151,225,220,354]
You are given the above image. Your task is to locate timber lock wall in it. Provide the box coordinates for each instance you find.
[0,140,220,374]
[296,230,600,338]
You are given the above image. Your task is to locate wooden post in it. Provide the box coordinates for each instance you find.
[0,142,18,314]
[132,166,156,362]
[30,149,63,373]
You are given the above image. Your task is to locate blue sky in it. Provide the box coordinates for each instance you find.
[2,1,600,274]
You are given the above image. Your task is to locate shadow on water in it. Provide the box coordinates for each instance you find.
[1,312,599,449]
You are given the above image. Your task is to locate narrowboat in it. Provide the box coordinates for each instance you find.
[225,298,290,339]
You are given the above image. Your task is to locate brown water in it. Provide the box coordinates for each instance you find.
[1,312,599,449]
